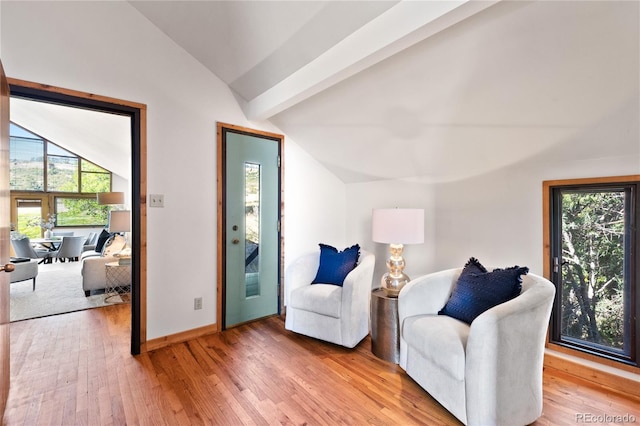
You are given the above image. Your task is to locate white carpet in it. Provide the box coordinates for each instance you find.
[9,260,113,322]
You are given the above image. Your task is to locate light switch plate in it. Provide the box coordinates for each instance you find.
[149,194,164,207]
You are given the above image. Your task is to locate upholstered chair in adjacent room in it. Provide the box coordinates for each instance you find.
[285,249,375,348]
[11,237,52,264]
[54,236,85,262]
[398,267,555,426]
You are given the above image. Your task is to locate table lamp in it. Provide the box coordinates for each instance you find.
[108,210,131,265]
[372,208,424,297]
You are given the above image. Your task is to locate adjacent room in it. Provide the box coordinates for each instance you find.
[0,0,638,424]
[8,97,132,322]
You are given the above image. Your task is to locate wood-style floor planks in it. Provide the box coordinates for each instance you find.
[4,303,640,425]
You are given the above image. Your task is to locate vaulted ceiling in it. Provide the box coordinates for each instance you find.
[130,0,638,183]
[10,1,638,185]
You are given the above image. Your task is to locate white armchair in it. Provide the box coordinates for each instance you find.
[285,250,375,348]
[398,268,555,426]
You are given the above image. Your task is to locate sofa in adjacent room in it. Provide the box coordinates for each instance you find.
[80,233,127,296]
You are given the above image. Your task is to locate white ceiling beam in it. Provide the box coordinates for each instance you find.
[244,0,499,121]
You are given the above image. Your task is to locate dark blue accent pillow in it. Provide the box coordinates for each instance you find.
[95,229,112,253]
[459,256,487,278]
[439,258,528,324]
[312,243,361,286]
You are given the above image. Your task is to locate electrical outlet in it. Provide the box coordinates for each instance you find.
[149,194,164,207]
[194,297,202,310]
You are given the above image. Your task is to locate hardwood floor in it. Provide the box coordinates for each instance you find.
[4,304,640,425]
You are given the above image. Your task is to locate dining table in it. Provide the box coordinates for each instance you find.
[31,238,63,252]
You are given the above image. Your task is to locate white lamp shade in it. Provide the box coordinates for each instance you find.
[372,208,424,244]
[97,191,124,205]
[108,210,131,233]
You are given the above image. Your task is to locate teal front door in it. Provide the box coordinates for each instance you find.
[222,125,281,328]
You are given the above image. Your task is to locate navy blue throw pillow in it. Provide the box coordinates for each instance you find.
[312,243,361,286]
[95,229,112,253]
[439,258,528,324]
[459,256,487,278]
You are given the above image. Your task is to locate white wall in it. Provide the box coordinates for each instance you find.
[432,98,639,275]
[364,91,638,277]
[346,179,436,287]
[0,1,345,339]
[281,136,347,269]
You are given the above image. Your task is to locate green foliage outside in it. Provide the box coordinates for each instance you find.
[47,156,78,192]
[561,191,625,350]
[56,169,111,226]
[10,129,114,232]
[56,198,109,226]
[245,163,260,245]
[10,166,44,191]
[16,211,41,239]
[10,137,44,191]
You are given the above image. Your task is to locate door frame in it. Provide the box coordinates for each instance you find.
[0,59,10,418]
[216,122,284,331]
[8,78,147,354]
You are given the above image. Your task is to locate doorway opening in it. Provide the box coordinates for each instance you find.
[8,79,146,355]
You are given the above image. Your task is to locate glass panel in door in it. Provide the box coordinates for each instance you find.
[245,162,260,298]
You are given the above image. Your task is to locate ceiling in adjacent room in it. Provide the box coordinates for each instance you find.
[10,98,132,181]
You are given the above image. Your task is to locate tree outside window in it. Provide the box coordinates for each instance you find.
[546,178,638,366]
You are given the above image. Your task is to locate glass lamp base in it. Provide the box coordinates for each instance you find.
[381,272,410,298]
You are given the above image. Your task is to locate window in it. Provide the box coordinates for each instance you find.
[9,122,114,228]
[47,144,78,192]
[55,196,109,227]
[9,122,112,193]
[545,177,639,366]
[15,198,43,239]
[80,159,110,193]
[10,127,44,191]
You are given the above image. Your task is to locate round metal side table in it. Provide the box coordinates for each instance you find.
[104,261,132,303]
[370,288,400,363]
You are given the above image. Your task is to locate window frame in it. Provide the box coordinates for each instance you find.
[9,122,114,229]
[80,158,111,193]
[47,151,79,193]
[9,132,45,191]
[53,194,110,228]
[9,121,112,194]
[10,191,110,230]
[543,175,640,370]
